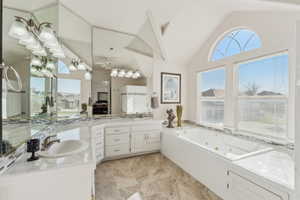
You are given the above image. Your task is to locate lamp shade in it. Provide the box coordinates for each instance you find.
[39,26,55,42]
[33,48,47,56]
[19,32,36,46]
[125,70,133,78]
[69,64,77,71]
[132,71,141,79]
[8,19,29,39]
[110,69,118,77]
[46,61,55,70]
[30,57,42,66]
[77,62,86,70]
[118,69,125,77]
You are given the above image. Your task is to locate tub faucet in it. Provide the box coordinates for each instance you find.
[42,135,60,151]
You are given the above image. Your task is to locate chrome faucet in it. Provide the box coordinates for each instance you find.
[42,135,60,151]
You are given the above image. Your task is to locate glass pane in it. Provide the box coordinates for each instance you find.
[30,77,45,116]
[57,79,81,117]
[239,54,288,96]
[211,29,261,61]
[238,99,287,138]
[200,100,224,126]
[200,68,225,97]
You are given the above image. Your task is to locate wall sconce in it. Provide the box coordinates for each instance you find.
[9,16,65,58]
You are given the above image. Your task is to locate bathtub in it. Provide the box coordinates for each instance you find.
[161,127,272,199]
[178,128,272,161]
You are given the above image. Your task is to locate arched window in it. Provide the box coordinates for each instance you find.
[211,29,261,61]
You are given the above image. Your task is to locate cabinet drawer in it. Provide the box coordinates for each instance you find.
[229,172,285,200]
[105,127,130,135]
[105,133,130,146]
[105,144,130,157]
[132,125,161,132]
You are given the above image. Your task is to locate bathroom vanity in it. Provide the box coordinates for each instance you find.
[0,118,162,200]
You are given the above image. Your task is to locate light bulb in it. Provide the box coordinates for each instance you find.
[110,69,118,77]
[69,64,77,71]
[132,71,141,79]
[8,19,29,39]
[46,61,55,70]
[118,69,125,77]
[77,62,86,70]
[84,71,92,80]
[30,67,37,73]
[39,26,55,42]
[125,70,133,78]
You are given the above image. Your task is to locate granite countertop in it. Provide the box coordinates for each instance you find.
[233,150,294,191]
[1,118,162,177]
[2,123,93,177]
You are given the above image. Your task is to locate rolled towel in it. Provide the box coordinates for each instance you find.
[151,96,159,109]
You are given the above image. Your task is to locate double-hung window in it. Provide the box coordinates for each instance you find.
[236,53,289,139]
[198,68,226,127]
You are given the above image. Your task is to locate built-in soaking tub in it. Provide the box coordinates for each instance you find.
[178,128,272,161]
[161,127,272,199]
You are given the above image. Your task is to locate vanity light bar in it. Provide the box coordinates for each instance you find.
[110,68,142,79]
[8,16,65,59]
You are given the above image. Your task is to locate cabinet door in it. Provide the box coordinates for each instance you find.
[132,131,161,153]
[132,134,147,153]
[229,172,285,200]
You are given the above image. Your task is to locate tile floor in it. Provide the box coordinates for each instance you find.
[95,153,222,200]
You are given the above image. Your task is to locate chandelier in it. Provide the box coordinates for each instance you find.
[9,16,65,58]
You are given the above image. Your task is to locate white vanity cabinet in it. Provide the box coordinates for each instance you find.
[131,124,161,153]
[104,121,162,159]
[228,172,288,200]
[91,125,104,164]
[105,126,131,157]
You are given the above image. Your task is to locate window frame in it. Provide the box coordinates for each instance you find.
[197,67,226,129]
[56,78,82,117]
[209,28,262,62]
[233,51,289,141]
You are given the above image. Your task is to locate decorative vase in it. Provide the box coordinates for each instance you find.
[176,105,183,127]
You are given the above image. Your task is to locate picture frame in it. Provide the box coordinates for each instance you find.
[161,72,181,104]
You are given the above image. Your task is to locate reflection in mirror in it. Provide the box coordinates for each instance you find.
[2,4,61,154]
[91,27,153,116]
[1,2,158,155]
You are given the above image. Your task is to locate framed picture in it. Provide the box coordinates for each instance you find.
[161,72,181,104]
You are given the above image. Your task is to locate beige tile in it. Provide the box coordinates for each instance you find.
[95,153,222,200]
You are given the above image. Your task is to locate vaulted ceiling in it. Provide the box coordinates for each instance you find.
[4,0,300,65]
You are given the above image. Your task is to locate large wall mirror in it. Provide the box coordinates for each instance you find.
[1,1,159,155]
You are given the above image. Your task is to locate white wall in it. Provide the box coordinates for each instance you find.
[186,11,300,140]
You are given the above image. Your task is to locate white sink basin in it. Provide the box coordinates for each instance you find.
[39,140,89,158]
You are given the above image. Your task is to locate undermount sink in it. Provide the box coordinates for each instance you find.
[39,140,89,158]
